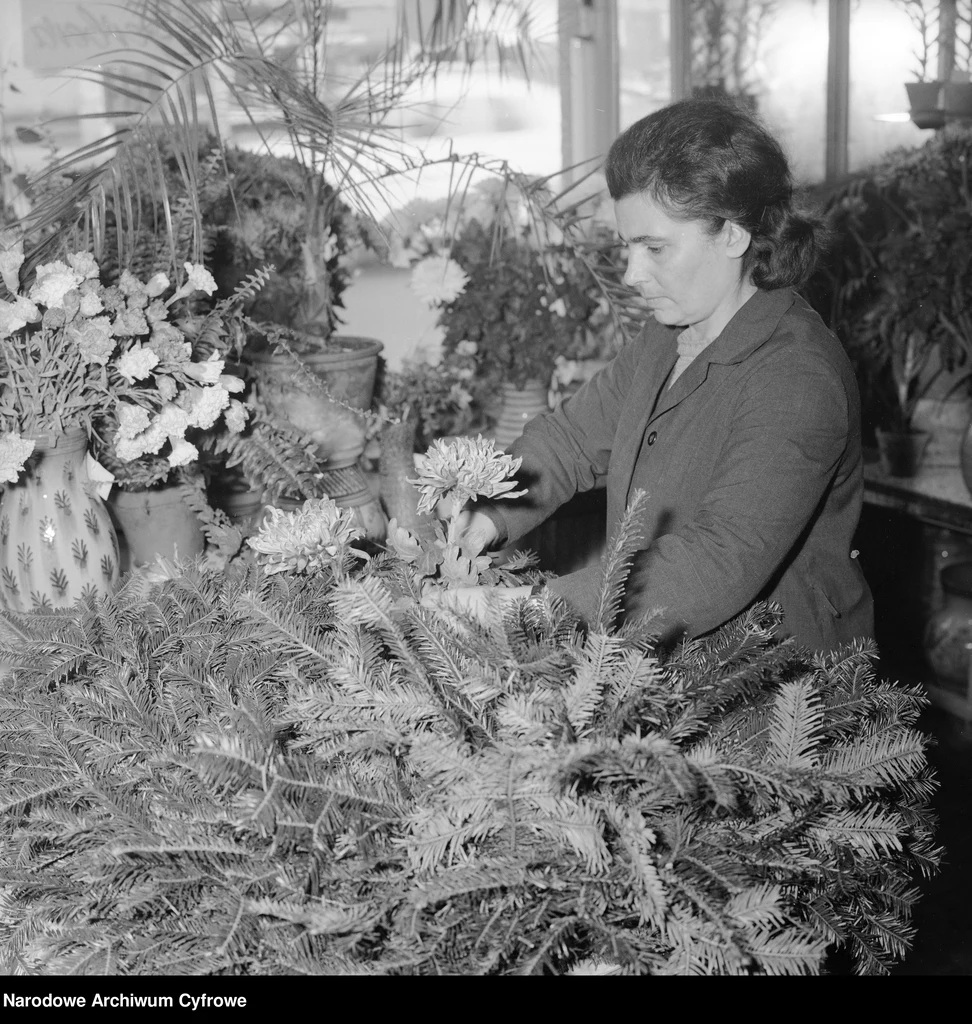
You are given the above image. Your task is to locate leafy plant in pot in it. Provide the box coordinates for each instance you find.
[402,173,625,447]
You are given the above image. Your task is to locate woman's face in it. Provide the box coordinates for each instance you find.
[615,191,751,341]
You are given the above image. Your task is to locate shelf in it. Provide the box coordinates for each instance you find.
[863,459,972,535]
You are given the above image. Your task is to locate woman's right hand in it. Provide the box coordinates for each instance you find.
[452,508,500,555]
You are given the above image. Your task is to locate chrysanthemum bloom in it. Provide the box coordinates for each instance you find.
[411,435,525,516]
[409,255,469,307]
[247,497,364,576]
[0,433,36,484]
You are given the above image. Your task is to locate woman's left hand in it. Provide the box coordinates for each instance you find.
[422,584,533,624]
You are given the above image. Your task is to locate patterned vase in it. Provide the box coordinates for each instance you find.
[492,381,550,450]
[0,429,120,613]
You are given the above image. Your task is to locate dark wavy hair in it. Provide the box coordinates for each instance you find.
[605,98,825,289]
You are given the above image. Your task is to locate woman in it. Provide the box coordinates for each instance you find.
[451,98,874,652]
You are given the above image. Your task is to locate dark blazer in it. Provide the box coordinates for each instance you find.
[491,287,875,652]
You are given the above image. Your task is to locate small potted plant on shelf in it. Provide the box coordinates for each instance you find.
[0,241,251,609]
[894,0,946,128]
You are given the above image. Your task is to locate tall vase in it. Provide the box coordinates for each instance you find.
[492,381,550,450]
[379,414,434,538]
[0,429,120,613]
[109,482,206,571]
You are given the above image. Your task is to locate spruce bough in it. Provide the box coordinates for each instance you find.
[0,446,940,976]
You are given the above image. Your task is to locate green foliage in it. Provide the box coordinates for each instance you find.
[0,508,939,976]
[808,125,972,432]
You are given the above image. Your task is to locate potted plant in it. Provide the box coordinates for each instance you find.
[0,242,248,609]
[895,0,946,128]
[400,174,620,447]
[810,125,972,475]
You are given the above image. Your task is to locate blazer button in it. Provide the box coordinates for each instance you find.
[646,431,657,446]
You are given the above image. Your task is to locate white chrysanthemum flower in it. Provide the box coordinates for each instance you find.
[29,261,84,308]
[410,435,526,516]
[0,296,40,338]
[145,272,170,298]
[167,437,198,467]
[66,252,100,280]
[409,255,469,307]
[0,433,35,484]
[247,497,364,576]
[79,290,104,317]
[180,385,230,430]
[0,235,24,295]
[224,399,248,433]
[184,352,224,384]
[114,343,160,383]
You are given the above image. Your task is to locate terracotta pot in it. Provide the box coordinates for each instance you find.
[492,381,550,449]
[924,561,972,686]
[906,81,944,128]
[253,335,383,469]
[875,428,930,478]
[0,429,119,612]
[110,483,205,571]
[944,81,972,116]
[912,395,972,468]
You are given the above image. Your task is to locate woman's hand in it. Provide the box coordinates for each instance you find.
[451,508,500,555]
[422,584,533,623]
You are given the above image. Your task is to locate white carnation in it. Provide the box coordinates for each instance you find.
[117,402,152,440]
[79,290,104,317]
[114,343,160,383]
[181,385,230,429]
[66,252,100,280]
[0,236,24,295]
[167,437,199,467]
[145,273,170,298]
[409,255,469,307]
[29,261,84,308]
[0,433,35,484]
[224,399,249,433]
[0,296,40,338]
[185,352,224,384]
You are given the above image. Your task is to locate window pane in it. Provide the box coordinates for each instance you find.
[849,0,929,173]
[687,0,828,184]
[618,0,673,130]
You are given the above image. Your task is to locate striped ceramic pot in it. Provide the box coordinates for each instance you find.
[0,429,120,613]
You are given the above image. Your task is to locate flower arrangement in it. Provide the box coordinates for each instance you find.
[0,243,250,485]
[249,434,529,592]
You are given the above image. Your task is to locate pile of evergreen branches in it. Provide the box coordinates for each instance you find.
[0,537,939,974]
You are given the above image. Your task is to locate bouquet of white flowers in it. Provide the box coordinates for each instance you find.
[0,241,250,484]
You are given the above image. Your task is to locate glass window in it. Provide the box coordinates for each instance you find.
[618,0,672,130]
[686,0,829,184]
[848,0,930,173]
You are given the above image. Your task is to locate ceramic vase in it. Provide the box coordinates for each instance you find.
[492,381,550,450]
[109,482,206,571]
[252,335,383,469]
[0,429,119,613]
